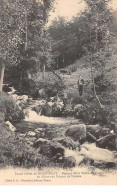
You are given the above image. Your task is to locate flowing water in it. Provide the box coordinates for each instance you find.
[25,110,79,125]
[8,86,117,177]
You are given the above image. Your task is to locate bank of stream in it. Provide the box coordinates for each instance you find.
[5,86,117,173]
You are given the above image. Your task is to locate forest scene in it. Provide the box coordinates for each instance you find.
[0,0,117,176]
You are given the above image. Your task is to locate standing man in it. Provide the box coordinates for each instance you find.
[77,75,84,96]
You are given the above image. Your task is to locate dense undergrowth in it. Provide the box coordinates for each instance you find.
[0,91,24,123]
[0,123,55,169]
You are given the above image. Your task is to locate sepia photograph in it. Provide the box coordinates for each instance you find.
[0,0,117,185]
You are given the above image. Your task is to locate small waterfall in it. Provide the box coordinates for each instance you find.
[24,109,75,124]
[6,86,78,125]
[64,148,84,165]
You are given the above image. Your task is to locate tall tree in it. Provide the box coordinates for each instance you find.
[0,0,54,91]
[0,0,22,91]
[83,0,112,107]
[48,15,90,69]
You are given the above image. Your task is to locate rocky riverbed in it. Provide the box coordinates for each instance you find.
[4,85,117,170]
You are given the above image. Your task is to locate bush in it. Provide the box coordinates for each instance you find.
[0,123,16,167]
[0,91,24,122]
[93,74,110,94]
[62,104,73,117]
[71,91,114,125]
[71,96,89,107]
[44,80,65,98]
[0,123,50,168]
[12,136,50,168]
[73,97,114,125]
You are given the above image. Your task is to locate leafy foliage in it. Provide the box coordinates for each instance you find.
[48,0,116,73]
[93,73,110,93]
[0,0,54,92]
[83,0,113,74]
[0,91,24,122]
[0,124,50,168]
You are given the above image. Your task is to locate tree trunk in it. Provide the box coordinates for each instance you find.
[89,28,103,109]
[0,64,5,91]
[93,78,103,108]
[57,57,59,69]
[19,70,23,90]
[42,64,45,82]
[63,54,64,67]
[25,11,28,51]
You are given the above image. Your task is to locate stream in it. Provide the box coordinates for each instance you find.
[6,86,117,175]
[25,110,79,124]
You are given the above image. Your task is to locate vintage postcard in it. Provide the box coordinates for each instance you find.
[0,0,117,185]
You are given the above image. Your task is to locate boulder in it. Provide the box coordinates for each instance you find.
[32,105,43,115]
[74,104,84,119]
[79,143,117,168]
[34,128,45,137]
[53,137,80,151]
[63,156,76,168]
[34,138,51,148]
[20,133,26,137]
[52,153,63,162]
[34,138,65,158]
[96,133,116,150]
[35,128,44,132]
[62,103,73,117]
[86,125,102,138]
[44,128,59,140]
[26,137,36,142]
[101,127,110,137]
[64,148,84,165]
[37,100,46,105]
[25,137,36,144]
[21,95,28,102]
[65,124,86,143]
[86,132,97,143]
[5,121,16,132]
[41,103,53,116]
[52,101,64,116]
[41,100,64,117]
[27,131,36,137]
[16,95,29,109]
[39,89,46,98]
[30,88,39,99]
[32,100,46,115]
